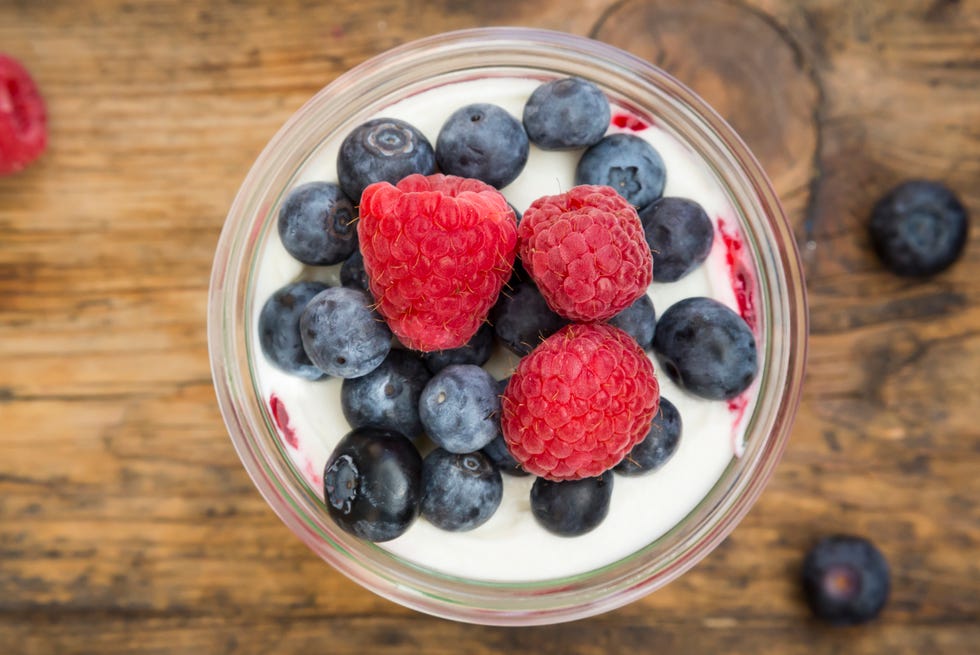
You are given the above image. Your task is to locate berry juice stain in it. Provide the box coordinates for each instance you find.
[611,112,649,131]
[268,393,299,449]
[727,394,749,458]
[716,217,757,332]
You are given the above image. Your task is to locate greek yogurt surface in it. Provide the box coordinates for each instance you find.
[250,76,761,582]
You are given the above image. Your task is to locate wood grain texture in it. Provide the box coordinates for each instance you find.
[1,0,977,653]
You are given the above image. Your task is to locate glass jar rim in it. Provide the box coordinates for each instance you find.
[208,27,808,625]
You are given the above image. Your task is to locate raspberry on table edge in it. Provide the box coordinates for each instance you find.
[0,53,48,176]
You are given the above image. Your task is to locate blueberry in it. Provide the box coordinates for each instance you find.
[277,181,357,266]
[869,180,969,277]
[490,279,569,356]
[575,134,667,209]
[615,396,681,475]
[652,297,757,400]
[341,349,431,439]
[522,77,610,150]
[639,197,714,282]
[481,434,528,477]
[481,378,529,477]
[420,448,503,531]
[530,472,614,537]
[340,248,370,292]
[323,427,422,542]
[258,280,328,380]
[802,535,890,626]
[419,364,500,454]
[608,294,656,350]
[337,117,436,201]
[420,323,494,374]
[575,133,666,209]
[435,103,529,189]
[300,287,391,378]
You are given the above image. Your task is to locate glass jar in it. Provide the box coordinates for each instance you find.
[208,27,808,626]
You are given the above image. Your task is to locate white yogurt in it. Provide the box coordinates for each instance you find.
[251,77,760,582]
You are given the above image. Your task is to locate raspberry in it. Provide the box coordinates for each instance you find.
[501,323,660,481]
[358,173,517,352]
[0,54,47,176]
[518,185,652,322]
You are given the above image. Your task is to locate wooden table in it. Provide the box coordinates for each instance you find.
[2,1,977,652]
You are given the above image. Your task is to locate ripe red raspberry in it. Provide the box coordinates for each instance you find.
[501,323,660,481]
[519,185,652,322]
[0,54,47,176]
[358,173,517,351]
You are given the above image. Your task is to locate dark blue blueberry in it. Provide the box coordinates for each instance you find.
[420,448,503,531]
[419,364,500,454]
[608,294,656,350]
[258,280,328,380]
[522,76,610,150]
[615,397,681,475]
[639,197,714,282]
[508,202,522,224]
[337,117,436,201]
[530,472,614,537]
[575,133,666,209]
[869,180,969,277]
[490,279,569,356]
[340,248,370,293]
[481,377,528,476]
[436,103,529,189]
[803,535,890,625]
[482,434,528,477]
[323,427,422,542]
[420,323,494,374]
[652,297,757,400]
[277,182,357,266]
[300,287,391,378]
[341,349,431,439]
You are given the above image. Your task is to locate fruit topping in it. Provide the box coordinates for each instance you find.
[802,535,891,626]
[337,117,436,201]
[501,323,660,481]
[420,323,495,374]
[436,103,529,189]
[614,396,682,475]
[358,173,517,351]
[339,248,370,292]
[323,427,422,542]
[519,184,652,322]
[652,297,757,400]
[522,77,610,150]
[575,133,666,209]
[341,349,431,439]
[421,448,503,531]
[258,281,329,380]
[869,180,969,277]
[490,277,569,356]
[277,181,357,266]
[419,364,502,454]
[530,472,614,536]
[300,286,392,378]
[607,293,656,350]
[0,53,47,176]
[639,196,714,282]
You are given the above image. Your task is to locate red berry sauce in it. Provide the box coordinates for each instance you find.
[611,112,649,132]
[716,217,757,333]
[268,393,298,449]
